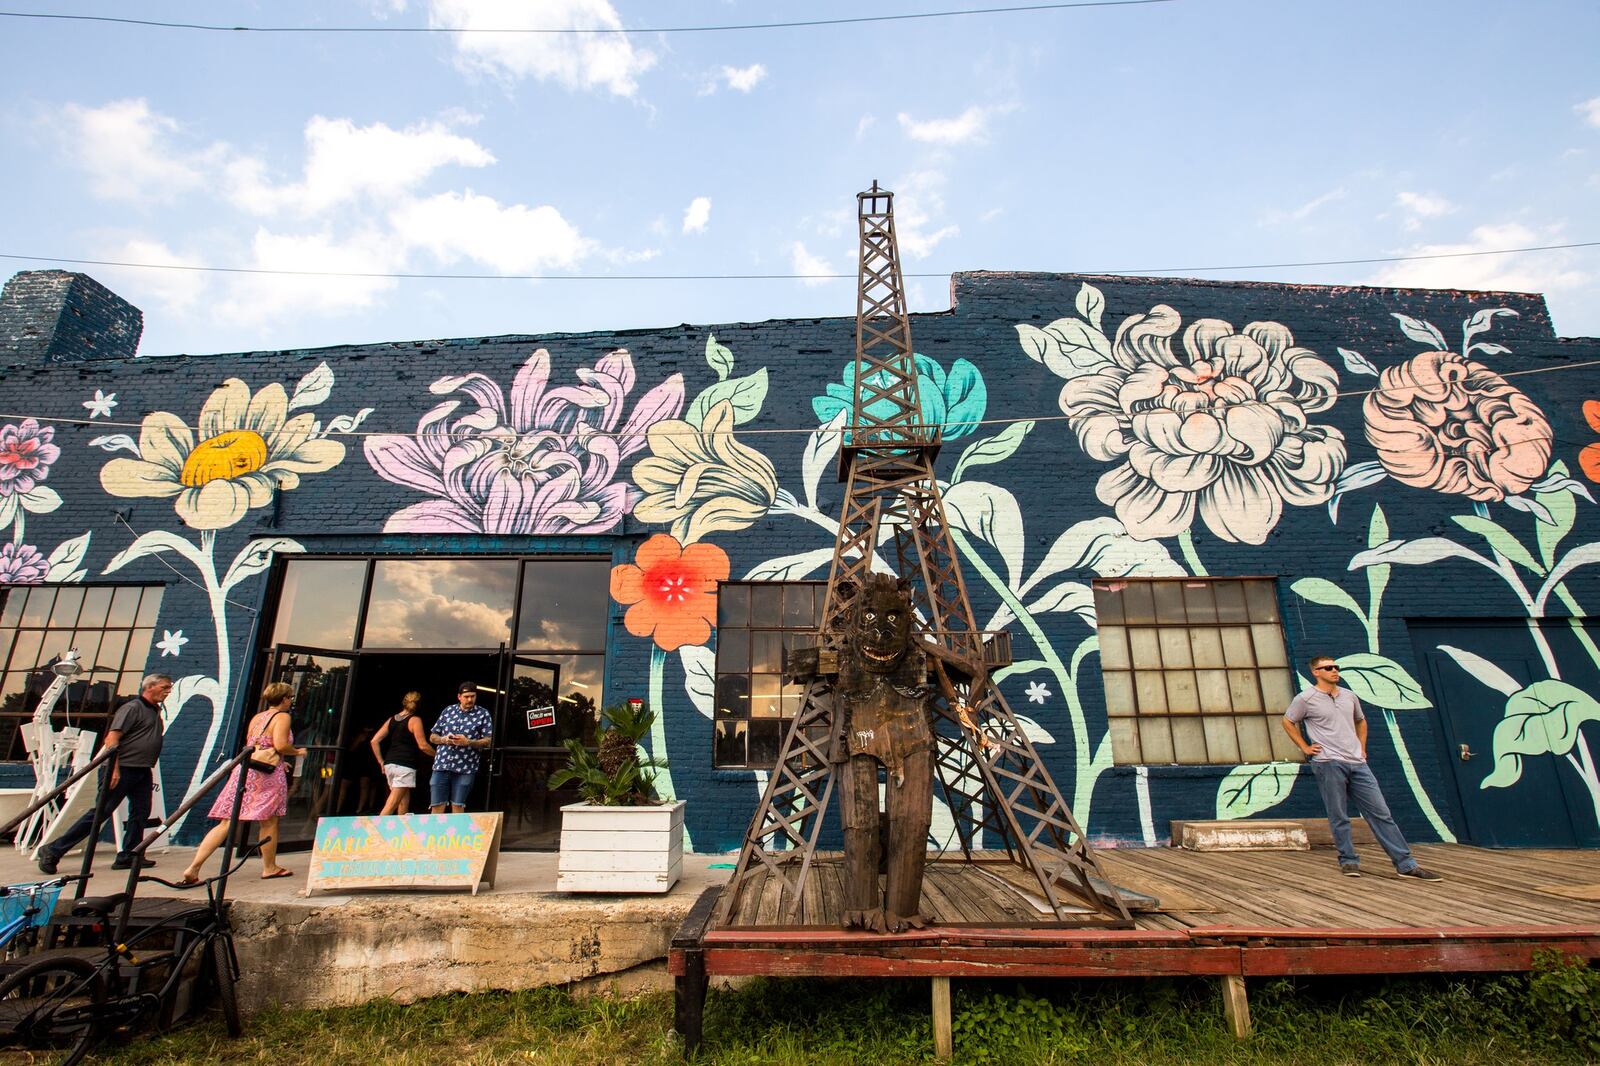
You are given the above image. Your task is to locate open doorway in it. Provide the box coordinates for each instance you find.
[339,651,500,817]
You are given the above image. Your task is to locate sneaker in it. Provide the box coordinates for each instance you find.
[110,855,154,871]
[1397,866,1443,882]
[36,850,59,875]
[1340,864,1361,877]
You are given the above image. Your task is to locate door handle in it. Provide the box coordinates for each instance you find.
[1459,744,1476,761]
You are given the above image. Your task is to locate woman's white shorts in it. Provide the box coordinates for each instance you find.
[383,764,417,789]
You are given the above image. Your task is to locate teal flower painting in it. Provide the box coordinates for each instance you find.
[812,354,986,440]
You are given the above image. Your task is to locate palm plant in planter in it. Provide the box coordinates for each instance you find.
[550,701,666,806]
[551,702,686,893]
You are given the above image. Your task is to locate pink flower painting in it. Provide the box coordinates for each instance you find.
[0,420,60,496]
[0,542,48,584]
[365,348,685,534]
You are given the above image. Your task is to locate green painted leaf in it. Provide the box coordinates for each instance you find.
[1215,763,1302,819]
[952,421,1034,483]
[1368,503,1389,548]
[1074,282,1105,331]
[1366,504,1391,614]
[1482,680,1600,789]
[1450,514,1545,575]
[686,367,768,427]
[1337,652,1431,710]
[1536,460,1579,569]
[1290,578,1364,621]
[705,334,734,381]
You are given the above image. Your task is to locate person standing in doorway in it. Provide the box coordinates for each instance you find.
[1282,656,1444,882]
[38,673,172,874]
[428,682,492,813]
[372,691,434,815]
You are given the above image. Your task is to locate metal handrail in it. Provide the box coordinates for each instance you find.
[131,746,271,859]
[0,746,115,838]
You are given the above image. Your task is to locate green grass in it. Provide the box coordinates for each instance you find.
[0,964,1591,1065]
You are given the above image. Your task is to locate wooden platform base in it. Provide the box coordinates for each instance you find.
[670,843,1600,1057]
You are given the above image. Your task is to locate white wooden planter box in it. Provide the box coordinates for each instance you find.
[557,800,685,894]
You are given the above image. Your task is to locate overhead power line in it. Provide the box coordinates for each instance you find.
[0,2,1176,36]
[1,241,1596,284]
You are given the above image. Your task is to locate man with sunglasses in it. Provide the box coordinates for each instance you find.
[1283,656,1443,882]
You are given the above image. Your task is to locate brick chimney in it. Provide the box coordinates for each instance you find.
[0,270,143,364]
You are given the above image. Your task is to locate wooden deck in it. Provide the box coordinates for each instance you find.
[669,843,1600,1054]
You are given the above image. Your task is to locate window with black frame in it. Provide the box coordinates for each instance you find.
[713,581,825,768]
[0,585,164,761]
[1094,576,1302,766]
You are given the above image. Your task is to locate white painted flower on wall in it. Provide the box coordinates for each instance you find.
[100,375,346,530]
[1029,294,1347,545]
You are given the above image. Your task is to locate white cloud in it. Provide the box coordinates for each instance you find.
[228,116,494,216]
[59,99,222,204]
[855,115,876,140]
[721,64,766,93]
[1365,223,1590,297]
[428,0,655,97]
[682,196,711,234]
[99,238,209,316]
[891,170,959,259]
[1396,190,1456,217]
[1260,187,1346,225]
[215,228,403,327]
[390,189,593,272]
[897,106,991,145]
[790,242,837,287]
[1577,97,1600,129]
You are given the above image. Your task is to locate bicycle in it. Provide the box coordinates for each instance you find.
[0,745,269,1064]
[0,876,81,959]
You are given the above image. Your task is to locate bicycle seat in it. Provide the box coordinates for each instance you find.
[70,893,129,921]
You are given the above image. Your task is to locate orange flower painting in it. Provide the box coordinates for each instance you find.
[1582,402,1600,484]
[610,534,730,652]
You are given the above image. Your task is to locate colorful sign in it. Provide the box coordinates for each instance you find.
[304,812,503,896]
[526,704,555,730]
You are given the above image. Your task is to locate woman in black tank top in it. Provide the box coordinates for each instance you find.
[371,691,436,815]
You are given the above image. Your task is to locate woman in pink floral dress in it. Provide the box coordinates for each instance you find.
[179,682,305,883]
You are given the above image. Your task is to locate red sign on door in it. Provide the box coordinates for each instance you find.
[526,704,555,731]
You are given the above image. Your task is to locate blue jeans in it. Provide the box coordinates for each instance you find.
[44,764,153,863]
[429,769,475,809]
[1310,759,1417,872]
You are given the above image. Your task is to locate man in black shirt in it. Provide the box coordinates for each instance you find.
[38,672,172,873]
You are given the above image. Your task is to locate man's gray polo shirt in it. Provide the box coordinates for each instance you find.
[1284,686,1366,762]
[108,695,164,768]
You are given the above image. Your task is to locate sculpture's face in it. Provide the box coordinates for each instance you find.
[849,576,913,675]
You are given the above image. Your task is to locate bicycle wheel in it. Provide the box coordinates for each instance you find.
[0,953,107,1050]
[206,935,242,1038]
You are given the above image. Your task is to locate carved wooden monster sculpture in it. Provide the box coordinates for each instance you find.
[832,573,934,933]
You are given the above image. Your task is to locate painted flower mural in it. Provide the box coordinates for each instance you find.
[1363,349,1551,501]
[812,353,986,439]
[0,419,60,496]
[1055,306,1346,544]
[0,542,48,584]
[610,534,730,652]
[632,399,778,545]
[101,378,346,530]
[1577,401,1600,485]
[366,348,684,534]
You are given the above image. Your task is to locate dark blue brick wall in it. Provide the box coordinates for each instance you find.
[0,270,1596,852]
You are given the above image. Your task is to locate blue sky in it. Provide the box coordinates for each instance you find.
[2,0,1597,357]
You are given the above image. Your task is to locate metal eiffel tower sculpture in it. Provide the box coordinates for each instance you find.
[714,183,1132,929]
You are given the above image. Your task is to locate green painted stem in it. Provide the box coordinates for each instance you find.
[1380,708,1456,843]
[1178,529,1207,577]
[647,647,692,850]
[950,528,1101,824]
[1555,584,1600,673]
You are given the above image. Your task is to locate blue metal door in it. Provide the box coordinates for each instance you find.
[1411,620,1600,848]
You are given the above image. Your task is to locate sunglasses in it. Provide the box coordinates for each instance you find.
[1315,664,1341,672]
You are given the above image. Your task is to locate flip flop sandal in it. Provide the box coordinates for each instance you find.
[261,869,295,880]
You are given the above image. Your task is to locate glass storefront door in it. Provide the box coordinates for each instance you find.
[270,647,354,845]
[487,656,588,848]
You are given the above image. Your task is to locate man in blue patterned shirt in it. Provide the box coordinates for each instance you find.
[428,681,493,813]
